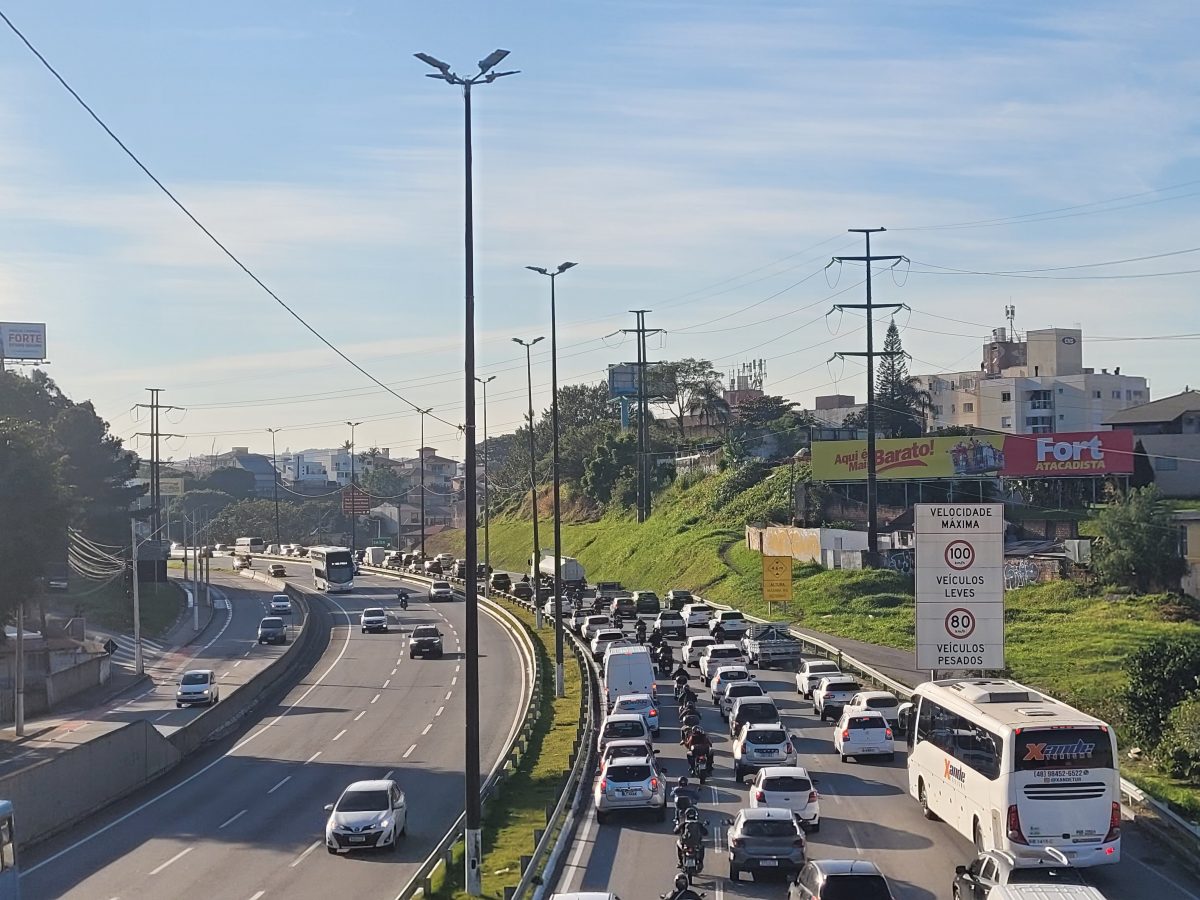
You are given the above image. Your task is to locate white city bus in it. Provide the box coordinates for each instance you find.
[906,678,1120,868]
[235,536,265,555]
[309,546,354,593]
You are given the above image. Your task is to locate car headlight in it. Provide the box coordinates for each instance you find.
[380,818,391,829]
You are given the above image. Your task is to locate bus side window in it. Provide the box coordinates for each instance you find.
[1,815,14,870]
[915,698,932,743]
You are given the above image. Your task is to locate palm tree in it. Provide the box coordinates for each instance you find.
[687,382,732,438]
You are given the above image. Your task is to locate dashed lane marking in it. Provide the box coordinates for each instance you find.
[148,847,192,875]
[289,840,322,868]
[403,744,417,759]
[305,751,321,764]
[219,810,247,830]
[268,776,291,794]
[332,729,347,741]
[382,679,391,689]
[354,711,365,722]
[445,691,453,701]
[435,706,445,717]
[421,724,432,736]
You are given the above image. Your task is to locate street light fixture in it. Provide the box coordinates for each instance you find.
[512,336,544,616]
[475,376,496,574]
[267,428,282,548]
[526,262,577,699]
[417,48,516,898]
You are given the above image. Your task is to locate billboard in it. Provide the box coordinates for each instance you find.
[811,431,1134,481]
[0,322,47,360]
[606,363,674,400]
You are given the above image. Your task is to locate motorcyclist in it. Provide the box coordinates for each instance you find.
[656,643,674,673]
[679,705,701,734]
[676,808,709,869]
[635,618,647,644]
[684,727,714,774]
[712,621,727,643]
[397,589,409,611]
[676,683,697,708]
[671,777,698,832]
[660,873,703,900]
[647,626,663,648]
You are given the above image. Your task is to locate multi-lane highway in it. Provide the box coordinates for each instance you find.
[20,572,529,900]
[557,618,1200,900]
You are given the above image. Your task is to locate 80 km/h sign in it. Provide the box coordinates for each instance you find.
[944,607,976,639]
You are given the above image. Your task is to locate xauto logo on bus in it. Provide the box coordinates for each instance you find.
[1022,739,1096,762]
[944,759,967,783]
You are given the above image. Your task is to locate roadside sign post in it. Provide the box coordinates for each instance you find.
[762,555,792,617]
[915,503,1004,674]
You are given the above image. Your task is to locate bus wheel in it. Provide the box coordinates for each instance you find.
[919,781,938,821]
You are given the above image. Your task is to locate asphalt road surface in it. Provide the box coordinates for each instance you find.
[557,620,1200,900]
[20,572,530,900]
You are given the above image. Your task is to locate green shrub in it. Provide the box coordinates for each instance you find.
[711,460,767,510]
[1157,697,1200,781]
[1123,634,1200,746]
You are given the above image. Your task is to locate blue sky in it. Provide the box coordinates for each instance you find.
[0,0,1197,462]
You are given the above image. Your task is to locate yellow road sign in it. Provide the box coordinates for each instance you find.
[762,555,792,602]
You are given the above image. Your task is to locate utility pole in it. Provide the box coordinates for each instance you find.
[832,228,904,560]
[131,518,143,676]
[134,389,182,583]
[475,376,496,573]
[417,409,432,556]
[346,421,362,557]
[620,311,664,523]
[267,428,282,548]
[512,336,544,624]
[14,601,24,736]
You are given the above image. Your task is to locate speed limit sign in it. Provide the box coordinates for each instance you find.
[944,540,975,570]
[944,607,976,638]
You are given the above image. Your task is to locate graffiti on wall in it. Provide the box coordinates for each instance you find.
[1004,557,1041,590]
[883,549,914,574]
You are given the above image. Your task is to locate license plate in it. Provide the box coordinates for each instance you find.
[859,746,877,752]
[757,749,779,755]
[348,836,366,843]
[618,789,639,797]
[759,859,778,867]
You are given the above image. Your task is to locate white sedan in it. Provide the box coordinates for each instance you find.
[325,779,407,853]
[543,597,575,620]
[834,709,895,762]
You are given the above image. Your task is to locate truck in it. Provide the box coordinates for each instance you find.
[530,552,586,588]
[362,546,387,567]
[740,623,803,669]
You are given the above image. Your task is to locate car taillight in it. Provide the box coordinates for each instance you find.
[754,790,764,801]
[730,838,744,848]
[841,730,850,741]
[651,684,658,697]
[785,742,793,754]
[600,779,607,792]
[1007,804,1028,845]
[885,728,893,739]
[649,708,658,717]
[1105,801,1121,842]
[808,790,818,803]
[793,838,806,848]
[650,777,658,790]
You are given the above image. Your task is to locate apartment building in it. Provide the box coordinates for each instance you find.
[912,327,1149,434]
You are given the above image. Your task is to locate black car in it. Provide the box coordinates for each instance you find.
[489,572,512,593]
[632,591,661,615]
[409,625,444,658]
[665,589,693,611]
[258,616,287,645]
[610,595,637,619]
[511,581,534,601]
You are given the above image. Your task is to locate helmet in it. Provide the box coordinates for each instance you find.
[675,873,689,890]
[693,728,705,738]
[685,807,699,821]
[677,776,689,788]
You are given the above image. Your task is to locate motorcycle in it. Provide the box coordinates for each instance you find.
[689,749,713,784]
[657,654,675,678]
[680,842,705,883]
[398,592,409,611]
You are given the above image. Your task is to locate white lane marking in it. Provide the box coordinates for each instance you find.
[154,712,171,722]
[222,672,232,679]
[435,706,445,717]
[243,650,251,657]
[1129,852,1200,900]
[219,809,247,830]
[21,584,352,875]
[332,729,347,742]
[354,711,365,722]
[391,668,397,676]
[233,660,242,668]
[846,821,862,853]
[455,664,461,674]
[249,893,265,900]
[384,769,394,780]
[421,724,432,735]
[148,847,192,875]
[371,693,381,704]
[451,676,458,686]
[403,744,417,759]
[396,657,404,666]
[382,679,391,689]
[305,751,321,765]
[445,691,453,701]
[268,776,291,794]
[289,840,322,868]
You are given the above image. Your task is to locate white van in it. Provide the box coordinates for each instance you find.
[989,887,1108,900]
[603,646,657,710]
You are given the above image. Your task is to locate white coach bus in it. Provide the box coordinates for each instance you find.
[308,546,355,593]
[906,678,1120,868]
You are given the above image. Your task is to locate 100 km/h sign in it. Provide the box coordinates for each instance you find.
[915,503,1004,671]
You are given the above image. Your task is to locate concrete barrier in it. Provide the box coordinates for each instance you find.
[4,579,326,852]
[0,719,181,851]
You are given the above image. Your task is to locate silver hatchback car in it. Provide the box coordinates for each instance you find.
[593,757,666,823]
[728,806,807,882]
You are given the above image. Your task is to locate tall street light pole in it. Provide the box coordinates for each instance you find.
[526,262,577,699]
[346,421,362,558]
[267,428,282,548]
[512,336,544,606]
[417,408,433,556]
[416,48,517,898]
[475,375,496,573]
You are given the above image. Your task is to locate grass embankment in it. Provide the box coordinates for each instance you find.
[430,600,582,900]
[434,466,1200,814]
[55,578,183,638]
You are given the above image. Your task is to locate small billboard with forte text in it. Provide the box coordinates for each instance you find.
[0,322,47,360]
[810,430,1133,481]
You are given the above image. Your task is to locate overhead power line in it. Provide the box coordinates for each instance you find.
[0,9,460,433]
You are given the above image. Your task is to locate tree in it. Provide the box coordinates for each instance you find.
[553,382,619,432]
[874,320,930,438]
[360,466,408,500]
[0,421,70,630]
[1124,634,1200,745]
[201,466,257,500]
[657,358,723,440]
[581,432,639,505]
[1091,486,1186,592]
[167,489,237,519]
[687,380,731,436]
